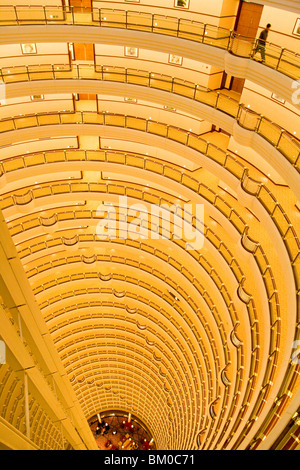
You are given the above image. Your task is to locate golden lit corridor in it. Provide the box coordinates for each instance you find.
[0,0,299,451]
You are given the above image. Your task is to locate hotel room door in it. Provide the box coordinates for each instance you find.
[230,1,264,93]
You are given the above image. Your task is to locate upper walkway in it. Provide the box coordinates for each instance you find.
[0,5,299,85]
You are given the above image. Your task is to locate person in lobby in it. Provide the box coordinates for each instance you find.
[252,23,271,63]
[103,423,110,435]
[95,419,103,435]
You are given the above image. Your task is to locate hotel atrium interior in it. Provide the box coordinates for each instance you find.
[0,0,299,451]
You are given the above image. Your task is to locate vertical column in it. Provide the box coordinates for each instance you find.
[24,372,31,440]
[18,310,31,441]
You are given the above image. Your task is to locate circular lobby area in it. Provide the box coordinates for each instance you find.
[88,411,156,451]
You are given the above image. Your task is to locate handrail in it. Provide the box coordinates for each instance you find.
[2,145,293,447]
[0,7,298,440]
[0,116,289,307]
[1,171,280,406]
[23,235,243,427]
[0,67,299,171]
[0,6,299,81]
[23,222,256,444]
[0,141,297,265]
[0,120,297,297]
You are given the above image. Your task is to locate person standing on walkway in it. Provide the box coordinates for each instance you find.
[253,24,271,63]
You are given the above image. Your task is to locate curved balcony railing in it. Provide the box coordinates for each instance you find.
[0,130,296,445]
[0,111,296,324]
[62,312,198,412]
[0,71,299,172]
[45,255,211,430]
[0,143,298,269]
[0,355,65,450]
[22,236,245,443]
[49,272,221,434]
[15,210,243,378]
[0,6,299,81]
[0,62,296,337]
[77,347,187,449]
[39,269,229,439]
[0,112,297,296]
[1,169,280,414]
[1,144,293,446]
[16,204,250,444]
[25,216,232,352]
[23,233,278,448]
[0,80,296,451]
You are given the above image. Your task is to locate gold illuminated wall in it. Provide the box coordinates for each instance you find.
[0,0,299,451]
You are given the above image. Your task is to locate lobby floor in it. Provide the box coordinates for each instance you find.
[89,414,155,451]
